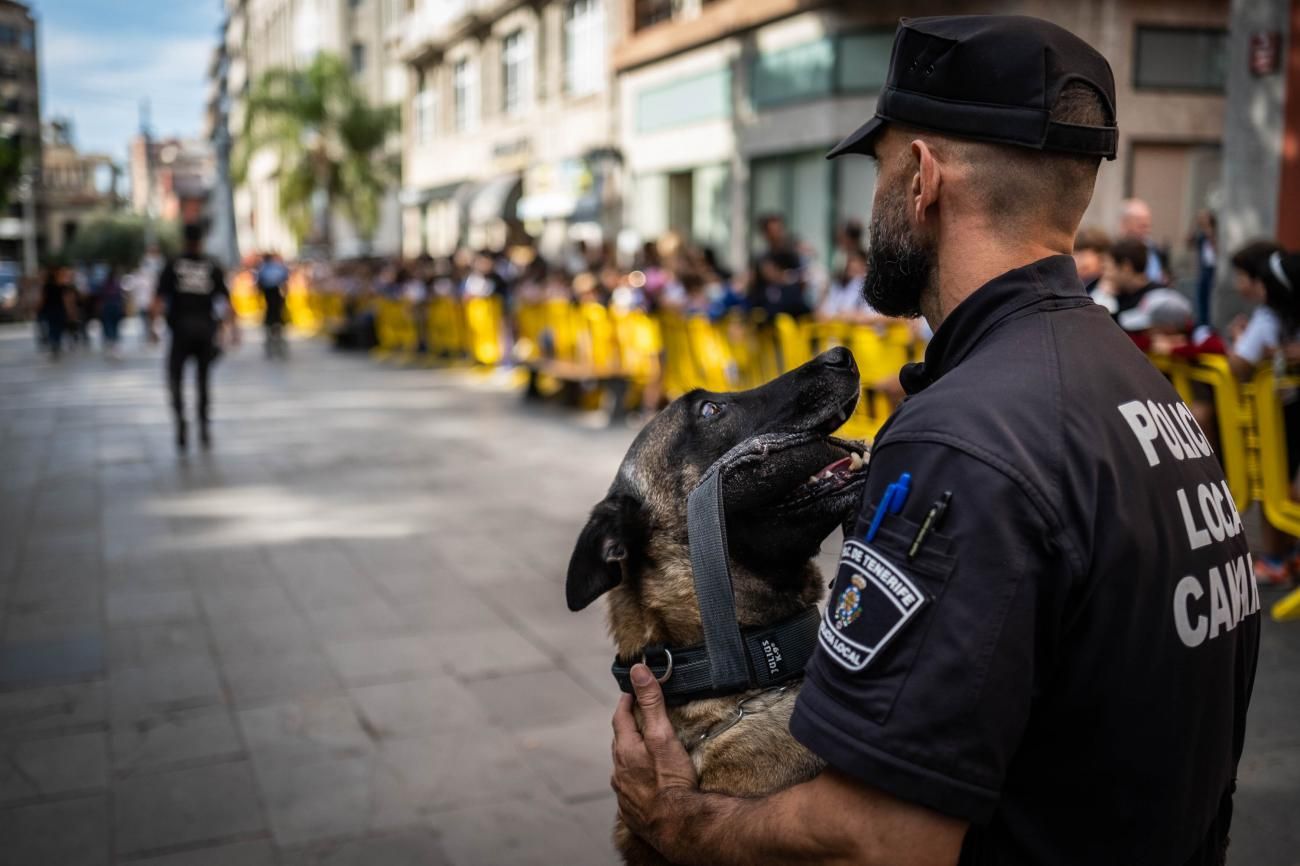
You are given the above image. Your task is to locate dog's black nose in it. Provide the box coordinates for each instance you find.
[820,346,856,370]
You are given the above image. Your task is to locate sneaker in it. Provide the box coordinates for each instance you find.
[199,424,211,450]
[1254,555,1290,586]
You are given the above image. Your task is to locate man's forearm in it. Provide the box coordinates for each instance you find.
[665,770,964,866]
[677,786,858,866]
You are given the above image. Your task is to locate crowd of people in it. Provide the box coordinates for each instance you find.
[1071,198,1300,586]
[33,258,159,360]
[18,198,1300,587]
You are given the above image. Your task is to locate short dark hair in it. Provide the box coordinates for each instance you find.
[946,81,1108,234]
[1074,226,1111,254]
[1109,237,1148,274]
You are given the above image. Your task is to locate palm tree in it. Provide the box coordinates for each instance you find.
[233,53,399,257]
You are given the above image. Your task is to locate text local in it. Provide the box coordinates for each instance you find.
[1118,399,1260,649]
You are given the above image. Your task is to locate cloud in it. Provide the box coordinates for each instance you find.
[41,27,216,161]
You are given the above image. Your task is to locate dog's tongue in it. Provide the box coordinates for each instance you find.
[821,456,854,476]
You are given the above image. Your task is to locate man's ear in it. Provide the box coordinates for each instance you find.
[565,494,644,612]
[910,138,942,226]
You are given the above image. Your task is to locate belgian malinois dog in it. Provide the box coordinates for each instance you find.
[566,347,869,865]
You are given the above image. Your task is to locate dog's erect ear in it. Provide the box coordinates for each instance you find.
[566,494,644,612]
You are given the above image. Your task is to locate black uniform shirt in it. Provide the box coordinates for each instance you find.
[157,255,229,329]
[790,255,1260,865]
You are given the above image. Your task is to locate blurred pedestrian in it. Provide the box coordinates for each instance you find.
[1118,197,1168,286]
[255,251,290,360]
[99,264,126,360]
[748,213,811,318]
[37,266,76,360]
[152,223,237,451]
[1189,209,1218,327]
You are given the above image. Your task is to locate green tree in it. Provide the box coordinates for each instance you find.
[63,215,179,270]
[232,53,399,256]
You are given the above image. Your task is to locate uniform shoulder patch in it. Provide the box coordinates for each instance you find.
[819,540,928,673]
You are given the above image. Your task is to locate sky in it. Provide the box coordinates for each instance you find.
[36,0,222,164]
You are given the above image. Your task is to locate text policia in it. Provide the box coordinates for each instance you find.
[1119,399,1260,650]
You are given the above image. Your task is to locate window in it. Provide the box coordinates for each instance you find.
[750,31,893,109]
[1134,26,1227,91]
[636,68,731,133]
[564,0,605,97]
[415,69,437,145]
[751,39,834,108]
[501,29,531,116]
[634,0,674,31]
[453,58,478,132]
[351,43,366,75]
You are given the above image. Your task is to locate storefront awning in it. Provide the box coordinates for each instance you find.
[468,174,521,226]
[398,180,472,208]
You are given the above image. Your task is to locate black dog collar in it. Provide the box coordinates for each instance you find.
[612,430,831,704]
[611,606,820,706]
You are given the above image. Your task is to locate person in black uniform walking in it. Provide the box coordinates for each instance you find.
[152,224,236,450]
[609,16,1259,866]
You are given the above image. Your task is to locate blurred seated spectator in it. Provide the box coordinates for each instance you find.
[1223,243,1300,584]
[1073,226,1110,295]
[1102,236,1157,319]
[464,249,507,299]
[748,214,811,318]
[1119,288,1224,358]
[1118,197,1169,286]
[1226,240,1288,380]
[817,250,887,324]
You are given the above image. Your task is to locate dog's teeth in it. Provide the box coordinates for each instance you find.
[808,475,819,485]
[849,452,864,471]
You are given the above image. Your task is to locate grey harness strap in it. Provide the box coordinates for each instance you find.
[687,464,753,693]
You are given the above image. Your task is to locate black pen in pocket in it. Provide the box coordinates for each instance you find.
[908,491,952,560]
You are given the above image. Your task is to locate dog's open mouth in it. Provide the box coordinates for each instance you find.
[774,437,869,512]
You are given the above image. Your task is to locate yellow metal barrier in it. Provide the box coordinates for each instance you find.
[229,271,264,320]
[315,279,1300,620]
[1255,368,1300,623]
[1252,366,1300,536]
[1150,354,1258,513]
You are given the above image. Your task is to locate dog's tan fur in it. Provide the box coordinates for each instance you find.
[602,408,829,866]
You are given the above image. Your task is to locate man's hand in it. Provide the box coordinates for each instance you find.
[611,664,701,858]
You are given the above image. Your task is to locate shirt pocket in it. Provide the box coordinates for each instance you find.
[822,510,958,725]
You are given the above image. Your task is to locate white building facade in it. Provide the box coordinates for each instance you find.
[398,0,622,258]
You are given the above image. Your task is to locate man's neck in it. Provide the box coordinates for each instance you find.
[922,235,1070,331]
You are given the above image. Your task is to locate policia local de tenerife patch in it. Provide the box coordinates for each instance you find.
[820,540,928,672]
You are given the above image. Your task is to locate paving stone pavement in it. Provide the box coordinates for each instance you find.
[0,323,1297,865]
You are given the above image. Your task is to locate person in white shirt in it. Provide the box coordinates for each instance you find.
[815,250,886,324]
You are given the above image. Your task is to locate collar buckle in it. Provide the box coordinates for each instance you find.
[640,646,673,684]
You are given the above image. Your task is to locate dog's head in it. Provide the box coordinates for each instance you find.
[566,348,867,639]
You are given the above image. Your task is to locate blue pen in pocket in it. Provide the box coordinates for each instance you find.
[865,472,911,543]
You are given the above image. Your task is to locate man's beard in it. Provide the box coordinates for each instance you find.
[862,185,935,319]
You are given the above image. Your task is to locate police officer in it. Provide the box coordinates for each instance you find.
[153,223,236,451]
[610,15,1259,865]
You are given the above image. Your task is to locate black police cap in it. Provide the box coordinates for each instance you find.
[828,15,1118,161]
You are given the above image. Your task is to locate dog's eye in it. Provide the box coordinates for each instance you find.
[700,401,724,419]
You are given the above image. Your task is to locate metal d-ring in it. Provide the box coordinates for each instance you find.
[640,648,673,684]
